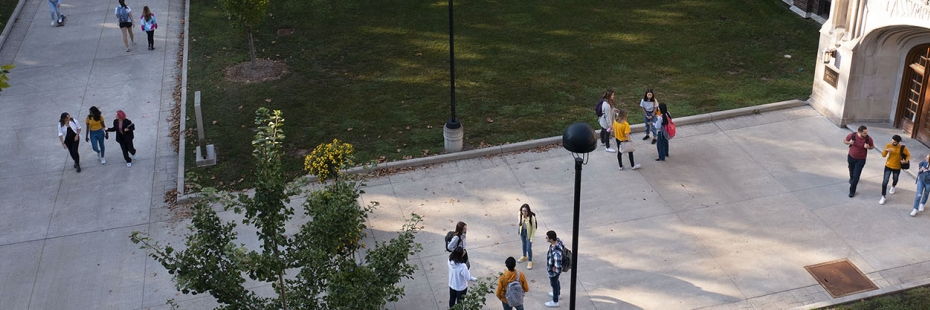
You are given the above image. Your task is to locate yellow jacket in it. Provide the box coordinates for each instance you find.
[882,143,910,170]
[612,120,631,141]
[495,269,529,304]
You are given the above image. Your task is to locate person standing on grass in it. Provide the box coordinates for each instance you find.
[654,102,670,161]
[140,6,158,50]
[84,106,107,165]
[913,154,930,217]
[613,109,641,171]
[116,0,135,52]
[106,110,136,167]
[545,230,564,308]
[448,247,474,308]
[879,135,909,205]
[844,125,873,197]
[58,112,82,173]
[597,89,616,153]
[640,90,658,145]
[517,204,537,270]
[496,257,529,310]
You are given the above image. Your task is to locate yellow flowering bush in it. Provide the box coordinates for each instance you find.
[304,139,354,182]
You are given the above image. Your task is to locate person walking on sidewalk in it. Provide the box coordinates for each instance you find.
[448,247,475,308]
[116,0,135,52]
[107,110,136,167]
[140,6,158,50]
[57,112,82,173]
[913,154,930,217]
[640,90,658,145]
[613,109,641,171]
[496,257,529,310]
[48,0,63,26]
[517,204,537,270]
[844,125,874,197]
[879,135,909,205]
[597,90,616,153]
[84,106,107,165]
[545,230,564,308]
[654,102,670,161]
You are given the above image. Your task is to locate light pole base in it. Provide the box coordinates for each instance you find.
[443,121,464,153]
[195,144,217,167]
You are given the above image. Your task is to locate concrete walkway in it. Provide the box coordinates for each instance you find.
[4,1,930,310]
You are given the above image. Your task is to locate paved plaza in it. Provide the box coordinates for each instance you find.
[4,0,930,309]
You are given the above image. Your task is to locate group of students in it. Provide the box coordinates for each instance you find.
[48,0,158,51]
[597,89,672,169]
[57,107,137,172]
[447,204,568,309]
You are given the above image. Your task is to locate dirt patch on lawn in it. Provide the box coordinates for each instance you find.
[223,59,289,84]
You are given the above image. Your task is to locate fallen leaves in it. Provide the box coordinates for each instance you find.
[486,118,493,123]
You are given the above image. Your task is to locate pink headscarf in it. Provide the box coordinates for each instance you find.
[116,110,126,120]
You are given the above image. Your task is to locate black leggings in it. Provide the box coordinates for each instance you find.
[449,287,467,308]
[119,138,136,163]
[146,30,154,48]
[615,139,635,167]
[65,129,80,165]
[600,128,612,148]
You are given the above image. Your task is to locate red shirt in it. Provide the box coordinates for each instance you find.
[846,133,873,159]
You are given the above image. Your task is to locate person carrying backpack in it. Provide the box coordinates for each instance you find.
[496,257,529,310]
[115,0,136,52]
[596,89,616,153]
[654,102,671,162]
[545,230,564,308]
[446,221,473,270]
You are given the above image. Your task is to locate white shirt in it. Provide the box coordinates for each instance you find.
[448,260,471,291]
[58,120,81,137]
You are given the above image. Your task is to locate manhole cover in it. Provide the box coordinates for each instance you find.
[805,259,878,298]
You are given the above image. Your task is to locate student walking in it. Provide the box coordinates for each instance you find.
[116,0,135,52]
[654,103,671,161]
[640,90,658,145]
[448,247,474,308]
[140,6,158,50]
[48,0,63,26]
[84,106,107,165]
[913,154,930,217]
[545,230,564,308]
[597,90,616,153]
[57,112,82,172]
[517,204,537,270]
[107,110,136,167]
[879,135,909,205]
[844,125,874,197]
[496,257,529,310]
[613,109,641,170]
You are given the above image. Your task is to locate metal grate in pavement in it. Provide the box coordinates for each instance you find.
[805,259,878,298]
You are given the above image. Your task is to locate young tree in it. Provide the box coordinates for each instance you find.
[218,0,268,66]
[131,108,423,309]
[0,64,14,95]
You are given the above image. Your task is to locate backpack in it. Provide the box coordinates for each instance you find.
[444,231,455,252]
[561,245,572,271]
[504,270,525,307]
[595,99,605,117]
[117,6,130,23]
[663,115,676,139]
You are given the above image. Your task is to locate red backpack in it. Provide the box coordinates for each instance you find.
[664,114,676,139]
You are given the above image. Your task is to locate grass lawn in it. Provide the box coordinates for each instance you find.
[822,285,930,310]
[0,0,17,38]
[187,0,822,189]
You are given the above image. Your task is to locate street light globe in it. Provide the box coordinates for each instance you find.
[562,122,597,154]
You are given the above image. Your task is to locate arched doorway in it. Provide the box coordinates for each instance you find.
[896,44,930,145]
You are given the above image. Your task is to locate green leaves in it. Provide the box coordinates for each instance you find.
[0,64,14,95]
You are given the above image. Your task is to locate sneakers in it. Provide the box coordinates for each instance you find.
[631,164,641,170]
[879,196,886,205]
[618,167,624,171]
[642,135,650,141]
[545,301,560,307]
[469,276,477,281]
[527,262,533,270]
[52,20,57,26]
[76,165,81,173]
[921,204,926,212]
[911,209,918,217]
[548,292,563,300]
[101,157,106,165]
[890,186,896,194]
[126,48,131,52]
[605,148,617,153]
[517,256,527,263]
[126,163,132,168]
[132,154,137,160]
[651,139,657,145]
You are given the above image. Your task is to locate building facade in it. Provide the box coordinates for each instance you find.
[796,0,930,145]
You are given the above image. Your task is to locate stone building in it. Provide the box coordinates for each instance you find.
[788,0,930,146]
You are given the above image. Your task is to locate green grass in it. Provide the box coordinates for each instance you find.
[822,286,930,310]
[0,0,17,35]
[187,0,822,189]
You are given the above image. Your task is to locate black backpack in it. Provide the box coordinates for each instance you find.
[594,99,605,117]
[560,244,572,271]
[444,231,455,252]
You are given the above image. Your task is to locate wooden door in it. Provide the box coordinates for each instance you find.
[897,45,930,145]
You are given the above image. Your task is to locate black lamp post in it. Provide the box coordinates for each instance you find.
[561,122,597,309]
[446,0,459,130]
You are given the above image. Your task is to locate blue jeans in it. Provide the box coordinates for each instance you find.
[848,155,867,194]
[656,132,669,160]
[520,227,532,262]
[49,0,61,22]
[89,129,105,157]
[643,114,657,138]
[881,166,900,196]
[914,180,930,210]
[502,301,525,310]
[549,274,561,302]
[449,287,467,308]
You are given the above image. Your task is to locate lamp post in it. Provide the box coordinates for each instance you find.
[561,122,597,309]
[443,0,463,152]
